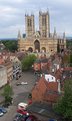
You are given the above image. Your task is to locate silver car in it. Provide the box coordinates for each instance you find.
[0,110,4,117]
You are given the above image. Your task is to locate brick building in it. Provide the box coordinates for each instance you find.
[32,75,61,104]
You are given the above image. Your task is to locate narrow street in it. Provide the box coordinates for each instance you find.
[0,71,35,121]
[12,71,35,105]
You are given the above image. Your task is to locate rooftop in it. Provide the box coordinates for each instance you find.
[27,102,61,121]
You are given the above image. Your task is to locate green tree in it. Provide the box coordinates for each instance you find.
[2,84,13,104]
[22,54,37,71]
[54,80,72,121]
[2,40,18,52]
[69,54,72,66]
[66,40,72,50]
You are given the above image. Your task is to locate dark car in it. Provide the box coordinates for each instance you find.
[13,113,23,121]
[26,115,38,121]
[0,106,7,113]
[13,113,29,121]
[19,114,29,121]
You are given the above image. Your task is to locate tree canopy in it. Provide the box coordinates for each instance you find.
[2,84,13,105]
[2,40,18,52]
[66,40,72,50]
[54,79,72,121]
[69,54,72,66]
[62,53,72,67]
[22,54,37,71]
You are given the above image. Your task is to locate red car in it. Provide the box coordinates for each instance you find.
[17,109,29,116]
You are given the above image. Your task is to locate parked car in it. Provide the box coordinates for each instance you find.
[17,109,29,116]
[21,82,28,85]
[26,115,38,121]
[16,82,28,86]
[0,110,4,117]
[18,102,28,110]
[13,113,30,121]
[0,106,7,113]
[13,113,22,121]
[18,114,29,121]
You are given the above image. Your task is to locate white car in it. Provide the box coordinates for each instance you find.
[0,111,4,117]
[16,82,28,86]
[18,102,28,110]
[21,82,28,85]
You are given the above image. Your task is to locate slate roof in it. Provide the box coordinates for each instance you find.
[27,102,61,120]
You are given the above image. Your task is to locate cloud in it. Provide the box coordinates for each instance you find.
[0,0,72,38]
[0,0,24,3]
[0,24,24,38]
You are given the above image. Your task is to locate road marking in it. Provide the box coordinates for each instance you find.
[38,109,45,113]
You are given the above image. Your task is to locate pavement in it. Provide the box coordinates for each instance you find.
[0,88,5,104]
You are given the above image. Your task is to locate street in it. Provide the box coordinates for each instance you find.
[12,71,35,105]
[0,71,35,121]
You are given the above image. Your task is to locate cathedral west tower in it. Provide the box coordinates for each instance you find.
[25,14,35,37]
[39,11,50,38]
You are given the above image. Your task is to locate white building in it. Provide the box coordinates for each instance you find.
[44,74,56,82]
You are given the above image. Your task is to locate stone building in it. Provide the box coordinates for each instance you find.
[18,10,66,56]
[3,61,13,84]
[0,65,7,88]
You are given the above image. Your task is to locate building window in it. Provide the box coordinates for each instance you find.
[30,19,32,26]
[27,19,30,26]
[42,15,46,26]
[42,31,46,37]
[27,19,32,27]
[52,77,53,80]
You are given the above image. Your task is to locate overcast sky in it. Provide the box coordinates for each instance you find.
[0,0,72,38]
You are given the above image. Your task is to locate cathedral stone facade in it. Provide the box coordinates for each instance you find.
[18,11,66,56]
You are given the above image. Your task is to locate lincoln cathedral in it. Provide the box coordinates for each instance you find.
[18,10,66,56]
